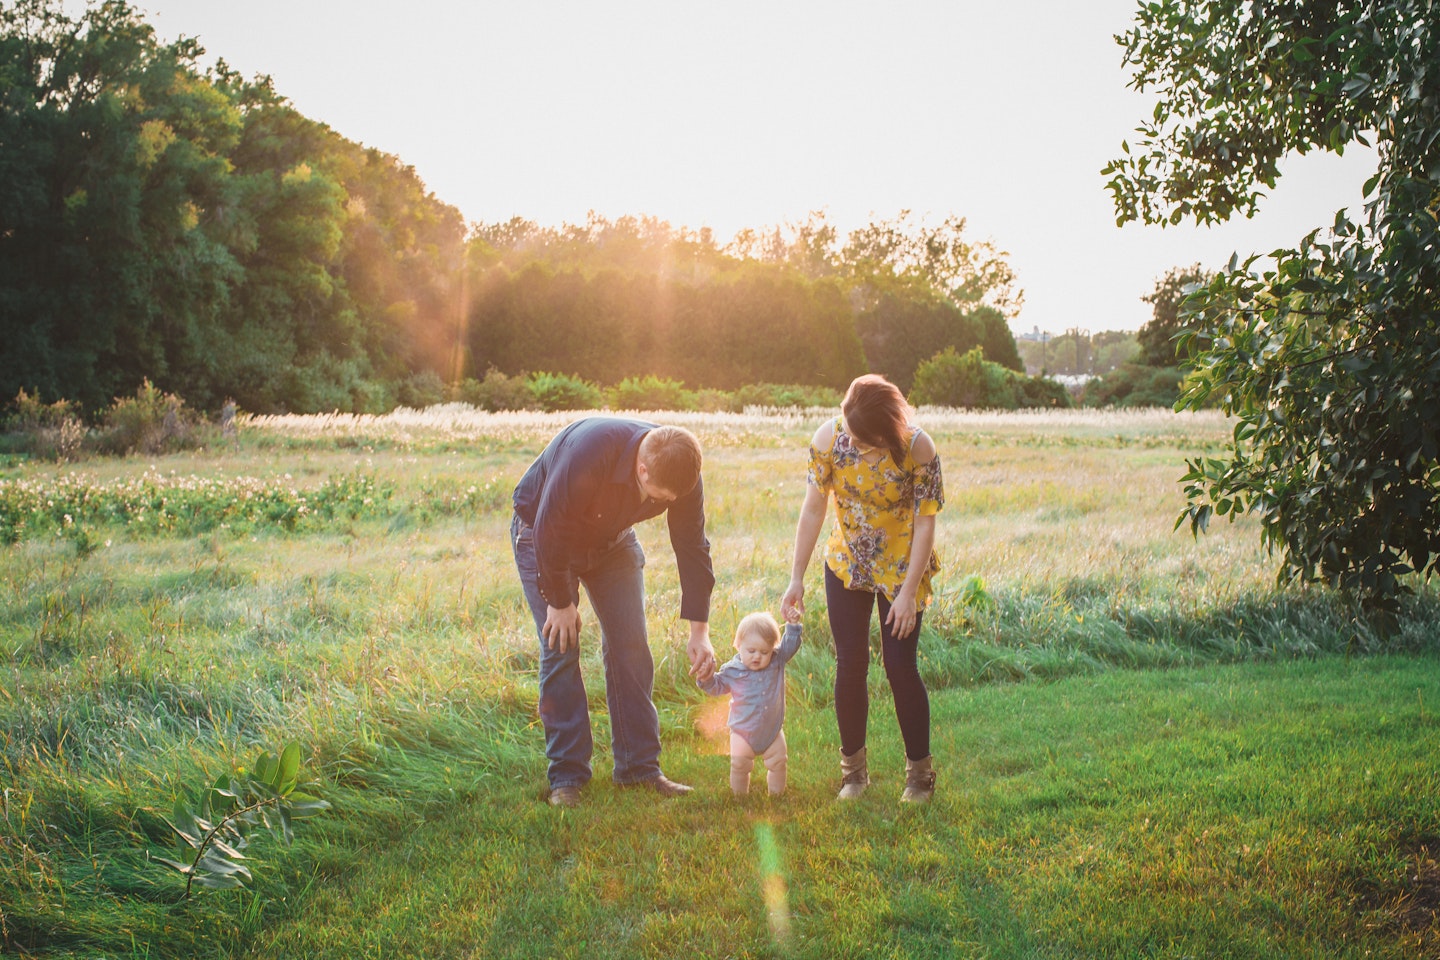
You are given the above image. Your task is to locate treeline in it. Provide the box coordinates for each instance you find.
[462,214,1023,395]
[0,0,465,415]
[2,0,1041,417]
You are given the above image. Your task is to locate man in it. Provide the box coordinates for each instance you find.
[511,417,718,807]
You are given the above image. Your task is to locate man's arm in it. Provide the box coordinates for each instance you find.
[668,476,717,681]
[529,434,606,653]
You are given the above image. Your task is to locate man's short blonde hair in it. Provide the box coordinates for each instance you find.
[735,611,782,651]
[639,425,702,495]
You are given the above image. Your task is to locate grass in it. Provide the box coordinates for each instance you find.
[1,406,1437,958]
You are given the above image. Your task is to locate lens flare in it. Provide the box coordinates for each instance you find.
[754,821,791,945]
[695,696,730,753]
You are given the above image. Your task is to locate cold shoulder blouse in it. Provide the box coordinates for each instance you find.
[807,416,944,606]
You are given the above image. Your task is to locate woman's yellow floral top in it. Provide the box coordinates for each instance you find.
[807,416,944,606]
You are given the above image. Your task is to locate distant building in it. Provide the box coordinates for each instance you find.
[1016,326,1051,343]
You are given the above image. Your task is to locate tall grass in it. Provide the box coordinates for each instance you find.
[1,408,1435,957]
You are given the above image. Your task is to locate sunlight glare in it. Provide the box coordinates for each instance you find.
[754,821,791,946]
[695,696,730,754]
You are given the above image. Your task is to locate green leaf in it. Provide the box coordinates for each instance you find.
[192,873,246,891]
[254,751,277,784]
[274,742,302,794]
[151,855,195,875]
[197,851,252,878]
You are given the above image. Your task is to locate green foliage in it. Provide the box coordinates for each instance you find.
[606,376,695,411]
[1137,265,1215,366]
[731,382,844,409]
[0,0,464,416]
[525,371,603,412]
[466,259,869,392]
[856,298,1022,392]
[1106,0,1440,608]
[396,370,445,409]
[1016,330,1142,377]
[450,368,538,412]
[0,470,396,545]
[2,388,86,461]
[96,379,203,456]
[1081,363,1184,408]
[910,346,1071,409]
[153,742,329,897]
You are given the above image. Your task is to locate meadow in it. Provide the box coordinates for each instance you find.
[1,406,1436,958]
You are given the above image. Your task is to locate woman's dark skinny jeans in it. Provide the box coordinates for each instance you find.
[825,565,931,761]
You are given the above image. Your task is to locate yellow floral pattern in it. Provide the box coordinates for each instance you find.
[807,416,944,605]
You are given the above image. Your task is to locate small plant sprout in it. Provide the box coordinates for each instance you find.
[153,742,330,898]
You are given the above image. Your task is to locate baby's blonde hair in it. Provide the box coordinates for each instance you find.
[734,611,782,651]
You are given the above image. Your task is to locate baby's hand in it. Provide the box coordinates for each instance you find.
[783,608,801,624]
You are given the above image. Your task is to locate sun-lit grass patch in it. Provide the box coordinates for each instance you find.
[1,408,1435,958]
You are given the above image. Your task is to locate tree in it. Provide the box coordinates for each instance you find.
[1104,0,1440,608]
[1136,265,1215,367]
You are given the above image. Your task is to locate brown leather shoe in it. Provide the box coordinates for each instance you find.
[633,775,693,798]
[548,785,581,808]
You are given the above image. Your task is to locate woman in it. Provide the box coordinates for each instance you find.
[780,374,943,803]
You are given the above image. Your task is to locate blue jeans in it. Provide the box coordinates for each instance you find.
[511,513,662,789]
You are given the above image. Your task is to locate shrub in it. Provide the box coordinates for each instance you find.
[527,371,603,412]
[731,382,843,409]
[4,388,87,461]
[1081,364,1184,408]
[1016,374,1073,409]
[692,389,740,413]
[97,380,203,455]
[910,346,1073,410]
[396,370,445,409]
[452,368,538,411]
[910,346,1016,408]
[606,376,695,411]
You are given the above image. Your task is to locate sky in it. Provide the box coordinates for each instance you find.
[135,0,1377,335]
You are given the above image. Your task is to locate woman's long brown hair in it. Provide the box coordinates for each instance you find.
[841,374,912,467]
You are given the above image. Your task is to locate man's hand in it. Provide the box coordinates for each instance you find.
[686,620,716,684]
[542,603,581,653]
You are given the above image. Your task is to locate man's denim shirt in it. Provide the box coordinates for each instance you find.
[512,417,714,622]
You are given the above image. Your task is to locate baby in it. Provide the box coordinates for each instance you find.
[697,611,802,795]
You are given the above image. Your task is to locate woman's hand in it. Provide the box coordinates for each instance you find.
[885,589,919,640]
[781,578,805,623]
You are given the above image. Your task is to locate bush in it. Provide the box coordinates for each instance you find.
[96,379,204,455]
[731,382,843,409]
[910,347,1073,410]
[3,388,88,461]
[606,376,695,411]
[396,370,445,409]
[910,346,1015,408]
[451,368,538,411]
[527,371,603,412]
[692,389,739,413]
[1081,364,1184,408]
[1016,374,1072,409]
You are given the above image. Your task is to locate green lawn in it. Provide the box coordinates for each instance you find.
[245,656,1440,960]
[1,408,1436,958]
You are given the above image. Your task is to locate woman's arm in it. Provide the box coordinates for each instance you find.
[782,483,829,621]
[886,512,936,640]
[781,422,834,621]
[886,429,939,640]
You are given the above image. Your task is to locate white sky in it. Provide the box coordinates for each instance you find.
[137,0,1377,335]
